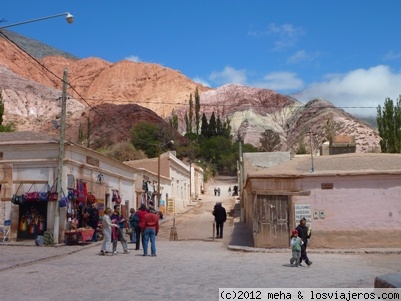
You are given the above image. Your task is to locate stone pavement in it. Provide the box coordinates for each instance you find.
[0,177,400,300]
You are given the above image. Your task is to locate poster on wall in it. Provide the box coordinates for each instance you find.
[294,204,312,227]
[18,202,47,239]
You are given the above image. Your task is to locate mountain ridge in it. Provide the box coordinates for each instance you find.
[0,30,381,153]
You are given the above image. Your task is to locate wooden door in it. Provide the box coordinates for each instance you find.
[255,195,289,247]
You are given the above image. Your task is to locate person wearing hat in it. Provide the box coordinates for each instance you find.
[296,217,312,266]
[290,229,303,267]
[213,202,227,238]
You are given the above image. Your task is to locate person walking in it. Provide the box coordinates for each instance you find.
[213,202,227,238]
[142,205,159,257]
[99,207,119,256]
[128,208,138,244]
[110,205,130,254]
[290,229,303,267]
[296,217,312,266]
[135,203,148,250]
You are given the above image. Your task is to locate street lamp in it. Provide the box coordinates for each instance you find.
[0,12,74,29]
[157,140,174,209]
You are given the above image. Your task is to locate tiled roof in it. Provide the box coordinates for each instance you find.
[0,131,59,144]
[248,153,401,178]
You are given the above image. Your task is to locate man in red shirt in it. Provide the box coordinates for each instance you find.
[142,205,159,257]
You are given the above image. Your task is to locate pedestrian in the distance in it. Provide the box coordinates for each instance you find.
[228,186,232,196]
[290,229,303,267]
[142,205,159,257]
[86,202,99,242]
[296,217,312,266]
[99,207,119,256]
[212,202,227,238]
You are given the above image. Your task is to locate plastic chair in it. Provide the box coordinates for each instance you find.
[0,220,10,241]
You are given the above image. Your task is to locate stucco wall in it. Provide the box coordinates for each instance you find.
[244,174,401,248]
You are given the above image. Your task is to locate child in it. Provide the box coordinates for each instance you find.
[290,229,303,267]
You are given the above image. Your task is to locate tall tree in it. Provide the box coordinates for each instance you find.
[216,114,223,136]
[86,117,91,148]
[188,94,194,134]
[195,88,201,136]
[169,109,179,130]
[324,117,338,143]
[200,113,209,138]
[208,112,217,137]
[259,129,281,152]
[377,96,401,153]
[0,89,4,125]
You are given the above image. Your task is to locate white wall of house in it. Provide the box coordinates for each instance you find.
[0,140,138,242]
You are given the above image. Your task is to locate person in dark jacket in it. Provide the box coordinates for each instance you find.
[86,203,99,242]
[212,202,227,238]
[295,217,312,266]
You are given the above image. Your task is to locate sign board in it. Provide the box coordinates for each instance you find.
[167,198,175,214]
[295,204,312,227]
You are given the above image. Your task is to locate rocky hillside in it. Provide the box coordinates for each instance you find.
[0,30,381,153]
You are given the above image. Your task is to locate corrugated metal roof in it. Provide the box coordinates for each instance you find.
[248,153,401,178]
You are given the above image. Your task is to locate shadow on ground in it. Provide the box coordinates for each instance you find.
[228,201,254,247]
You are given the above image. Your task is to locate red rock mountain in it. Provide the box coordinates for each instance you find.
[0,30,381,153]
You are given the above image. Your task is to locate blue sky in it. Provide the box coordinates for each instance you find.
[2,1,401,117]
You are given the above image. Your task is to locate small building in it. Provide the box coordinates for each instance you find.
[124,151,203,214]
[242,153,401,249]
[0,132,138,243]
[320,135,356,155]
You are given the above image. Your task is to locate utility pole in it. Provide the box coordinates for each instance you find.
[54,68,68,244]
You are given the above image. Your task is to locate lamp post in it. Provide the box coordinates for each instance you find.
[0,12,73,29]
[157,140,174,209]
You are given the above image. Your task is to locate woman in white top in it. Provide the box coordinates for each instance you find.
[99,207,119,255]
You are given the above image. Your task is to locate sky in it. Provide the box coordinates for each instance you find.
[2,0,401,117]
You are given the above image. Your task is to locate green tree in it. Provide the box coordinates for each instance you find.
[324,117,338,143]
[208,112,217,137]
[78,123,84,145]
[100,142,147,161]
[259,129,281,152]
[0,89,15,132]
[200,113,209,138]
[131,121,173,158]
[216,115,223,136]
[377,96,401,153]
[195,88,201,136]
[169,110,179,131]
[86,118,91,148]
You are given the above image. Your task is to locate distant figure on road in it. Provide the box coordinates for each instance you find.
[214,188,217,196]
[217,187,221,196]
[296,217,312,266]
[228,186,232,196]
[213,202,227,239]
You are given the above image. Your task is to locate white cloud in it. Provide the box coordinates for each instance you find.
[253,72,304,91]
[209,66,247,86]
[192,77,210,87]
[292,65,401,116]
[383,51,401,61]
[287,50,321,64]
[208,66,304,92]
[248,23,305,51]
[125,55,141,62]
